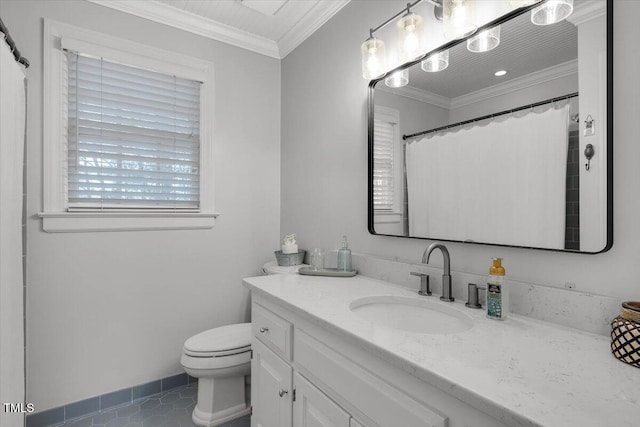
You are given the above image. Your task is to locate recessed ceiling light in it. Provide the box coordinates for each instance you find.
[494,70,507,77]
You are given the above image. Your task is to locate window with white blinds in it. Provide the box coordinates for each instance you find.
[65,51,202,211]
[373,115,397,210]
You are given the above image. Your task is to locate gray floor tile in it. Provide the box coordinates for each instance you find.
[60,385,249,427]
[67,417,94,427]
[171,399,193,410]
[159,394,179,404]
[128,410,154,423]
[177,388,196,399]
[91,411,117,424]
[139,400,160,411]
[142,415,165,427]
[117,405,140,418]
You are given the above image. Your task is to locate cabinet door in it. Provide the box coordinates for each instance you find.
[293,373,350,427]
[251,339,293,427]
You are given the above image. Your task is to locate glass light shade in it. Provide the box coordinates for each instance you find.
[397,12,424,62]
[531,0,573,25]
[443,0,477,40]
[467,26,501,53]
[421,50,449,72]
[385,69,409,88]
[361,37,387,80]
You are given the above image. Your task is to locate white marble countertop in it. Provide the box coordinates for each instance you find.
[243,273,639,427]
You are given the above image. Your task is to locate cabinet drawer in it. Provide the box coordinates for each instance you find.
[252,303,292,360]
[295,329,446,427]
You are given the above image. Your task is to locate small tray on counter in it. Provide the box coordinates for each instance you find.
[298,267,357,277]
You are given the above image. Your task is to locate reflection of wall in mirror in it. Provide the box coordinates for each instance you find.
[448,70,579,124]
[575,12,607,252]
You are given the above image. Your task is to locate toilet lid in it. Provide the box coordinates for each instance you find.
[184,323,252,357]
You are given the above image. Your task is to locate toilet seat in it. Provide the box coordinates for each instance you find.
[183,323,251,358]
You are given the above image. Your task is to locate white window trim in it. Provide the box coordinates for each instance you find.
[40,19,217,232]
[373,106,402,224]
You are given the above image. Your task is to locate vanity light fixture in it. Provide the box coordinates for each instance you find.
[421,50,449,72]
[531,0,574,25]
[361,0,437,82]
[385,68,409,88]
[361,36,387,80]
[398,11,424,62]
[467,25,500,53]
[494,70,507,77]
[443,0,477,40]
[361,0,495,82]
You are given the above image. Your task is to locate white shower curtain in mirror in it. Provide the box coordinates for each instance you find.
[406,105,569,248]
[0,40,26,427]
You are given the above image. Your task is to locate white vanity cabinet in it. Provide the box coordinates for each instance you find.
[250,297,458,427]
[251,302,350,427]
[251,303,294,427]
[245,274,640,427]
[251,338,293,427]
[293,373,350,427]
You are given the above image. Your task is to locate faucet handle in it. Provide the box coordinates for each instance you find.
[410,272,431,296]
[465,283,485,309]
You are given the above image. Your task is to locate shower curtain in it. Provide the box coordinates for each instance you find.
[406,105,569,248]
[0,38,26,427]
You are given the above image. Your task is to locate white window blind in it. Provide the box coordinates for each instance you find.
[66,51,201,211]
[373,116,396,210]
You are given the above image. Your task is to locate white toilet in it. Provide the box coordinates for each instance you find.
[181,264,301,426]
[181,323,252,426]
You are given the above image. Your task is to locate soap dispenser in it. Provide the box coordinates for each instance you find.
[337,235,352,272]
[486,258,508,320]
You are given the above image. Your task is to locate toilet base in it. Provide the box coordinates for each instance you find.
[191,376,250,427]
[192,404,250,427]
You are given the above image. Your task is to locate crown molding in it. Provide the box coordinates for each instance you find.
[378,85,452,110]
[278,0,351,58]
[87,0,351,59]
[450,59,579,109]
[566,0,606,26]
[87,0,280,59]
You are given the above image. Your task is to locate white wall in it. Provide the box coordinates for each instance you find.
[449,73,579,123]
[2,0,281,412]
[282,0,640,308]
[375,90,450,138]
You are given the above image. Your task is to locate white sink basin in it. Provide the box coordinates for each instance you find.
[350,296,473,335]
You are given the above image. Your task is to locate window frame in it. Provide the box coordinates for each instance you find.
[41,19,217,232]
[372,106,402,224]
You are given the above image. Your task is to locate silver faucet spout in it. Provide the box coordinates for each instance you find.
[422,243,454,302]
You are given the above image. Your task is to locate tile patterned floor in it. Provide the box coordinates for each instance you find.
[60,383,250,427]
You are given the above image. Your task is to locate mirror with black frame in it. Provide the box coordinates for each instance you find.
[368,0,611,253]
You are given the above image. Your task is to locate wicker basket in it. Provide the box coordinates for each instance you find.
[274,250,306,266]
[611,301,640,369]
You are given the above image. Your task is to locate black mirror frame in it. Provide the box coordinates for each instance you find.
[367,0,613,254]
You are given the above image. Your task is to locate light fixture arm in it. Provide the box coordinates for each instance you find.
[368,0,441,38]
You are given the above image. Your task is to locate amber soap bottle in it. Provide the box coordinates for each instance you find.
[486,258,507,320]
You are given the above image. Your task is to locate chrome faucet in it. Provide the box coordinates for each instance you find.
[422,243,454,302]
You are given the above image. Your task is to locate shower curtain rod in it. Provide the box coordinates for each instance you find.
[402,92,578,141]
[0,17,30,68]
